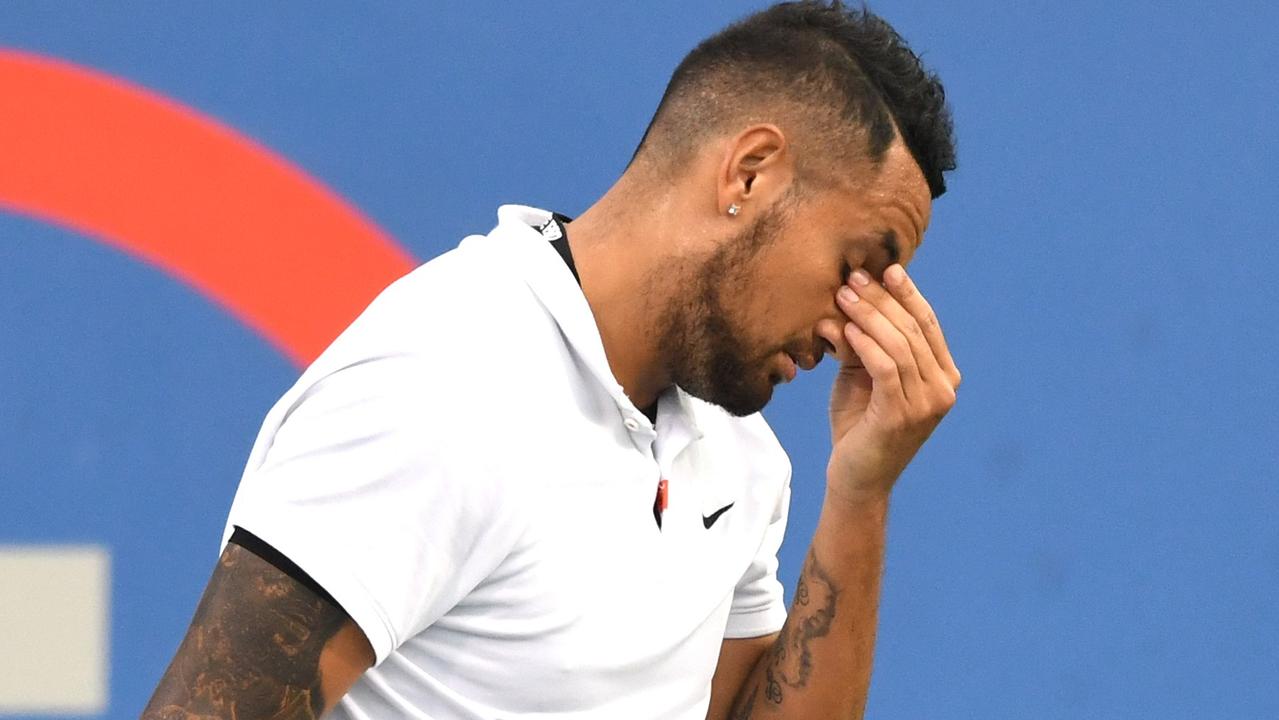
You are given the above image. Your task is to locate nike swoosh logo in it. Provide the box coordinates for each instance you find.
[702,502,735,529]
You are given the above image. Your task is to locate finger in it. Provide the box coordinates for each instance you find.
[882,265,960,387]
[847,268,946,388]
[815,315,860,367]
[836,282,925,399]
[842,321,904,404]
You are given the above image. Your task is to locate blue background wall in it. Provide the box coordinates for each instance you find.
[2,2,1276,717]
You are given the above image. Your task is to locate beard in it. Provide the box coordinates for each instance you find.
[658,201,790,417]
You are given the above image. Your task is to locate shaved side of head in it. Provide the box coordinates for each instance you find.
[633,1,956,198]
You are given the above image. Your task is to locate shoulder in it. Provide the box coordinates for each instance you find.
[246,238,557,461]
[338,240,548,357]
[301,240,557,395]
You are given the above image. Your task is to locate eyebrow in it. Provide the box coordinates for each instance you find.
[880,230,900,265]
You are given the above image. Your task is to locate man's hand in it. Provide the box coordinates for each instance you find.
[718,263,961,719]
[827,263,961,502]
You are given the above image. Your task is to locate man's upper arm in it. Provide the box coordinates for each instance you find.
[706,633,778,720]
[142,543,374,720]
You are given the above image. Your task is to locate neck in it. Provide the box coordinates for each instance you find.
[565,173,687,411]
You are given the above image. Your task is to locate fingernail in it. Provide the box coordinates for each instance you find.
[846,322,862,336]
[838,286,858,303]
[885,265,905,285]
[851,269,871,286]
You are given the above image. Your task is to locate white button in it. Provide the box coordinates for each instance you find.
[623,418,640,431]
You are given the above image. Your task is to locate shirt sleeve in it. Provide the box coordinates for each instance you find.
[222,351,526,665]
[724,475,792,639]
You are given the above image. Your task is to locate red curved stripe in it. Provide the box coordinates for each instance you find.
[0,50,416,366]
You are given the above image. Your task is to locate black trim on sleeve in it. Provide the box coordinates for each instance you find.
[228,526,349,618]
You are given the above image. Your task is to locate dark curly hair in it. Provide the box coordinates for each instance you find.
[634,1,956,198]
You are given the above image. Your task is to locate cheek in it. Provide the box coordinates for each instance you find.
[734,265,818,344]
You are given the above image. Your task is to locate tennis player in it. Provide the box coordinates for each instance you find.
[144,2,959,718]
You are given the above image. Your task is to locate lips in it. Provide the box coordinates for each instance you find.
[777,344,825,384]
[780,353,798,382]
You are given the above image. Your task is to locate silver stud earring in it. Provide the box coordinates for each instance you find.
[727,203,741,217]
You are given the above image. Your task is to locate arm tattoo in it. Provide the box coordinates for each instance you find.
[142,544,351,720]
[729,548,839,717]
[766,549,837,704]
[729,681,759,720]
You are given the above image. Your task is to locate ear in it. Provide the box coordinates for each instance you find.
[716,124,793,219]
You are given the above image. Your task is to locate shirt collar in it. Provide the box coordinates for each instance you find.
[486,205,702,442]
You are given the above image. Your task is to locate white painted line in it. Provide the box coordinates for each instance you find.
[0,545,109,715]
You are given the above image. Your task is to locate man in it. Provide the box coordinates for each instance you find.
[143,2,959,718]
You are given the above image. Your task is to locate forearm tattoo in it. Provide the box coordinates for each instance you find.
[730,548,839,718]
[142,544,349,720]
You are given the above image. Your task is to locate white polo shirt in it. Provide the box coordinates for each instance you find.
[223,205,792,719]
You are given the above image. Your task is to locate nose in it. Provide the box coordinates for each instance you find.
[815,314,859,366]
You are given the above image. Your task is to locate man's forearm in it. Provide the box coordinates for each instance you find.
[729,489,889,719]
